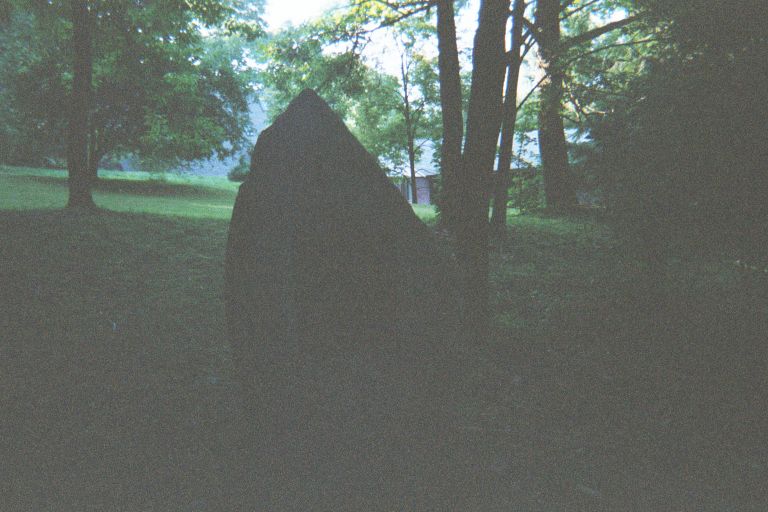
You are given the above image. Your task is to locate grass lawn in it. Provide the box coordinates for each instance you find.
[0,165,239,219]
[0,165,440,222]
[1,165,766,510]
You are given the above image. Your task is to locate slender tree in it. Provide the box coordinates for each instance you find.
[399,53,419,203]
[66,0,95,208]
[392,31,440,205]
[490,0,526,229]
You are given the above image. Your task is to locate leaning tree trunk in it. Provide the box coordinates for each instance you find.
[490,0,526,231]
[436,0,464,228]
[535,0,577,211]
[67,0,95,209]
[456,0,510,333]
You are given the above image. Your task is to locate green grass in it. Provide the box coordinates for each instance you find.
[0,165,440,222]
[1,165,766,510]
[0,165,239,219]
[411,203,438,224]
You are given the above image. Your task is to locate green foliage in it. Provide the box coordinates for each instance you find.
[508,169,545,213]
[0,11,68,165]
[259,21,369,120]
[260,5,442,174]
[0,0,265,168]
[588,0,768,263]
[561,0,652,126]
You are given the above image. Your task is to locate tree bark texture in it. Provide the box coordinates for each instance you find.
[491,0,526,230]
[535,0,578,210]
[67,0,95,209]
[436,0,464,226]
[456,0,510,332]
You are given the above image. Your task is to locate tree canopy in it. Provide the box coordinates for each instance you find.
[0,0,265,170]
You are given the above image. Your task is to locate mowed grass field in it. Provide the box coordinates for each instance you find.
[1,165,767,510]
[0,166,239,218]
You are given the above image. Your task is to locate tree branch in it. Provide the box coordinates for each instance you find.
[375,5,433,30]
[512,36,655,112]
[566,37,658,63]
[415,138,430,150]
[560,0,600,21]
[520,39,534,60]
[369,0,435,12]
[562,14,641,48]
[341,1,434,38]
[522,17,537,42]
[516,73,547,112]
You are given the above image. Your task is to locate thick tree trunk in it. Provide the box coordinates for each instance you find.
[67,0,95,209]
[456,0,510,333]
[490,0,526,231]
[436,0,464,227]
[535,0,577,211]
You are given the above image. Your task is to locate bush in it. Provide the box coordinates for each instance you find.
[508,168,545,213]
[41,156,67,169]
[228,155,250,182]
[588,2,768,266]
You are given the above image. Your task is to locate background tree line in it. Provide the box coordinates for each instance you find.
[1,0,265,207]
[1,0,766,329]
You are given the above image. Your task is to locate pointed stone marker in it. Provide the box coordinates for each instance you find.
[225,90,466,510]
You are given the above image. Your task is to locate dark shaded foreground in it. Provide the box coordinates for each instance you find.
[0,210,242,511]
[225,90,471,509]
[0,208,766,510]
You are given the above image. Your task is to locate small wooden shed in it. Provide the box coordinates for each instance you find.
[392,169,439,205]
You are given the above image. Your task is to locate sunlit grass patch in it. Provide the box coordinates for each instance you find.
[0,165,437,222]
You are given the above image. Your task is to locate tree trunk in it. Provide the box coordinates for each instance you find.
[436,0,463,227]
[535,0,577,211]
[456,0,510,333]
[87,127,103,180]
[88,149,103,180]
[67,0,95,209]
[401,59,418,204]
[490,0,526,231]
[407,141,418,204]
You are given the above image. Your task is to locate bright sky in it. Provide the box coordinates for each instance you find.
[262,0,480,37]
[262,0,344,31]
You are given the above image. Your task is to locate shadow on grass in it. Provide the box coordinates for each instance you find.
[488,213,768,510]
[0,208,246,511]
[6,173,237,200]
[1,208,766,510]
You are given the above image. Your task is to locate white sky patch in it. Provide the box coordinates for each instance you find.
[262,0,344,31]
[364,0,480,73]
